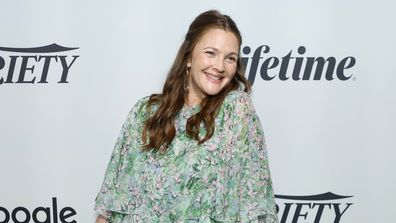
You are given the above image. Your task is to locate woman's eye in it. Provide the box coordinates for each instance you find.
[205,51,215,56]
[227,57,237,62]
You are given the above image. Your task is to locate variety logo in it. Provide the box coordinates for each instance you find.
[0,197,76,223]
[0,43,79,85]
[275,192,353,223]
[241,45,356,85]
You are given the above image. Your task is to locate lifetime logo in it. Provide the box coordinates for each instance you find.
[275,192,353,223]
[0,197,76,223]
[241,45,356,85]
[0,43,79,85]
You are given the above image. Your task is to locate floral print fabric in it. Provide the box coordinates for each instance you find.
[94,90,279,223]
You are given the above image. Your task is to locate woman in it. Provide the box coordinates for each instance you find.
[95,10,279,223]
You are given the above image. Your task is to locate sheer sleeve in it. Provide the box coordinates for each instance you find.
[94,97,147,219]
[223,92,279,223]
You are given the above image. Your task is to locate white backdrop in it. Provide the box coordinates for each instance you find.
[0,0,395,222]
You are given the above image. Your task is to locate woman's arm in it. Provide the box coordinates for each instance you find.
[223,91,279,222]
[94,97,148,220]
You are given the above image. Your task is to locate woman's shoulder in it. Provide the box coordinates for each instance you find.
[130,95,150,112]
[125,95,152,122]
[222,90,253,110]
[219,89,260,127]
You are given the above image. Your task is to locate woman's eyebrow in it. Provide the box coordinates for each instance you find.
[203,47,238,56]
[203,47,217,51]
[227,52,238,57]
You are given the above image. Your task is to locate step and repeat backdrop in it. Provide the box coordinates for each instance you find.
[1,1,395,222]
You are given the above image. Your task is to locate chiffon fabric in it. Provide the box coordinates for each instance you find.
[94,90,279,223]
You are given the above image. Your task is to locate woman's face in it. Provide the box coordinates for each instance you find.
[186,28,239,105]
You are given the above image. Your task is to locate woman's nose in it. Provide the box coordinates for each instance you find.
[213,57,225,73]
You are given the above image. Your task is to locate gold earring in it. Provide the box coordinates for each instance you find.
[184,67,190,92]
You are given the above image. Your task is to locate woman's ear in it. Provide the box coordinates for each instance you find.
[187,57,192,68]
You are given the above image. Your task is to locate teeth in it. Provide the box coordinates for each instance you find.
[207,73,221,80]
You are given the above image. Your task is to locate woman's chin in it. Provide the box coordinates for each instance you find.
[203,88,224,96]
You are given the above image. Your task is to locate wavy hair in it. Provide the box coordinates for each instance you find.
[142,10,251,153]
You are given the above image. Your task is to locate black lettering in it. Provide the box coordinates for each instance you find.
[336,57,355,80]
[241,46,251,74]
[278,51,293,81]
[0,56,19,84]
[291,46,306,81]
[333,203,353,223]
[260,57,279,80]
[279,203,293,223]
[59,207,76,223]
[52,197,58,223]
[0,207,10,223]
[37,56,58,83]
[32,207,50,223]
[58,56,79,83]
[247,45,268,85]
[0,56,5,70]
[292,203,311,223]
[0,56,5,85]
[12,207,30,223]
[6,56,19,83]
[303,57,336,80]
[312,203,331,223]
[16,55,37,83]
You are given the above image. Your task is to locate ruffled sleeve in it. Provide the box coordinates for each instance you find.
[223,91,279,223]
[94,97,148,219]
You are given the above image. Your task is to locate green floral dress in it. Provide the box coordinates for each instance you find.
[94,90,279,223]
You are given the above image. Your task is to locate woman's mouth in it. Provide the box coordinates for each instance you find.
[204,72,223,83]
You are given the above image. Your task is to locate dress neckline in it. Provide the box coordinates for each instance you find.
[179,104,201,119]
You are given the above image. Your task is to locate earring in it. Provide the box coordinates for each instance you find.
[184,67,190,92]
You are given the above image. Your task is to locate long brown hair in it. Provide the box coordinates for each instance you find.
[142,10,251,153]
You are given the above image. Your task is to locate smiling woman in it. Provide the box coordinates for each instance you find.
[186,28,239,105]
[94,10,279,223]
